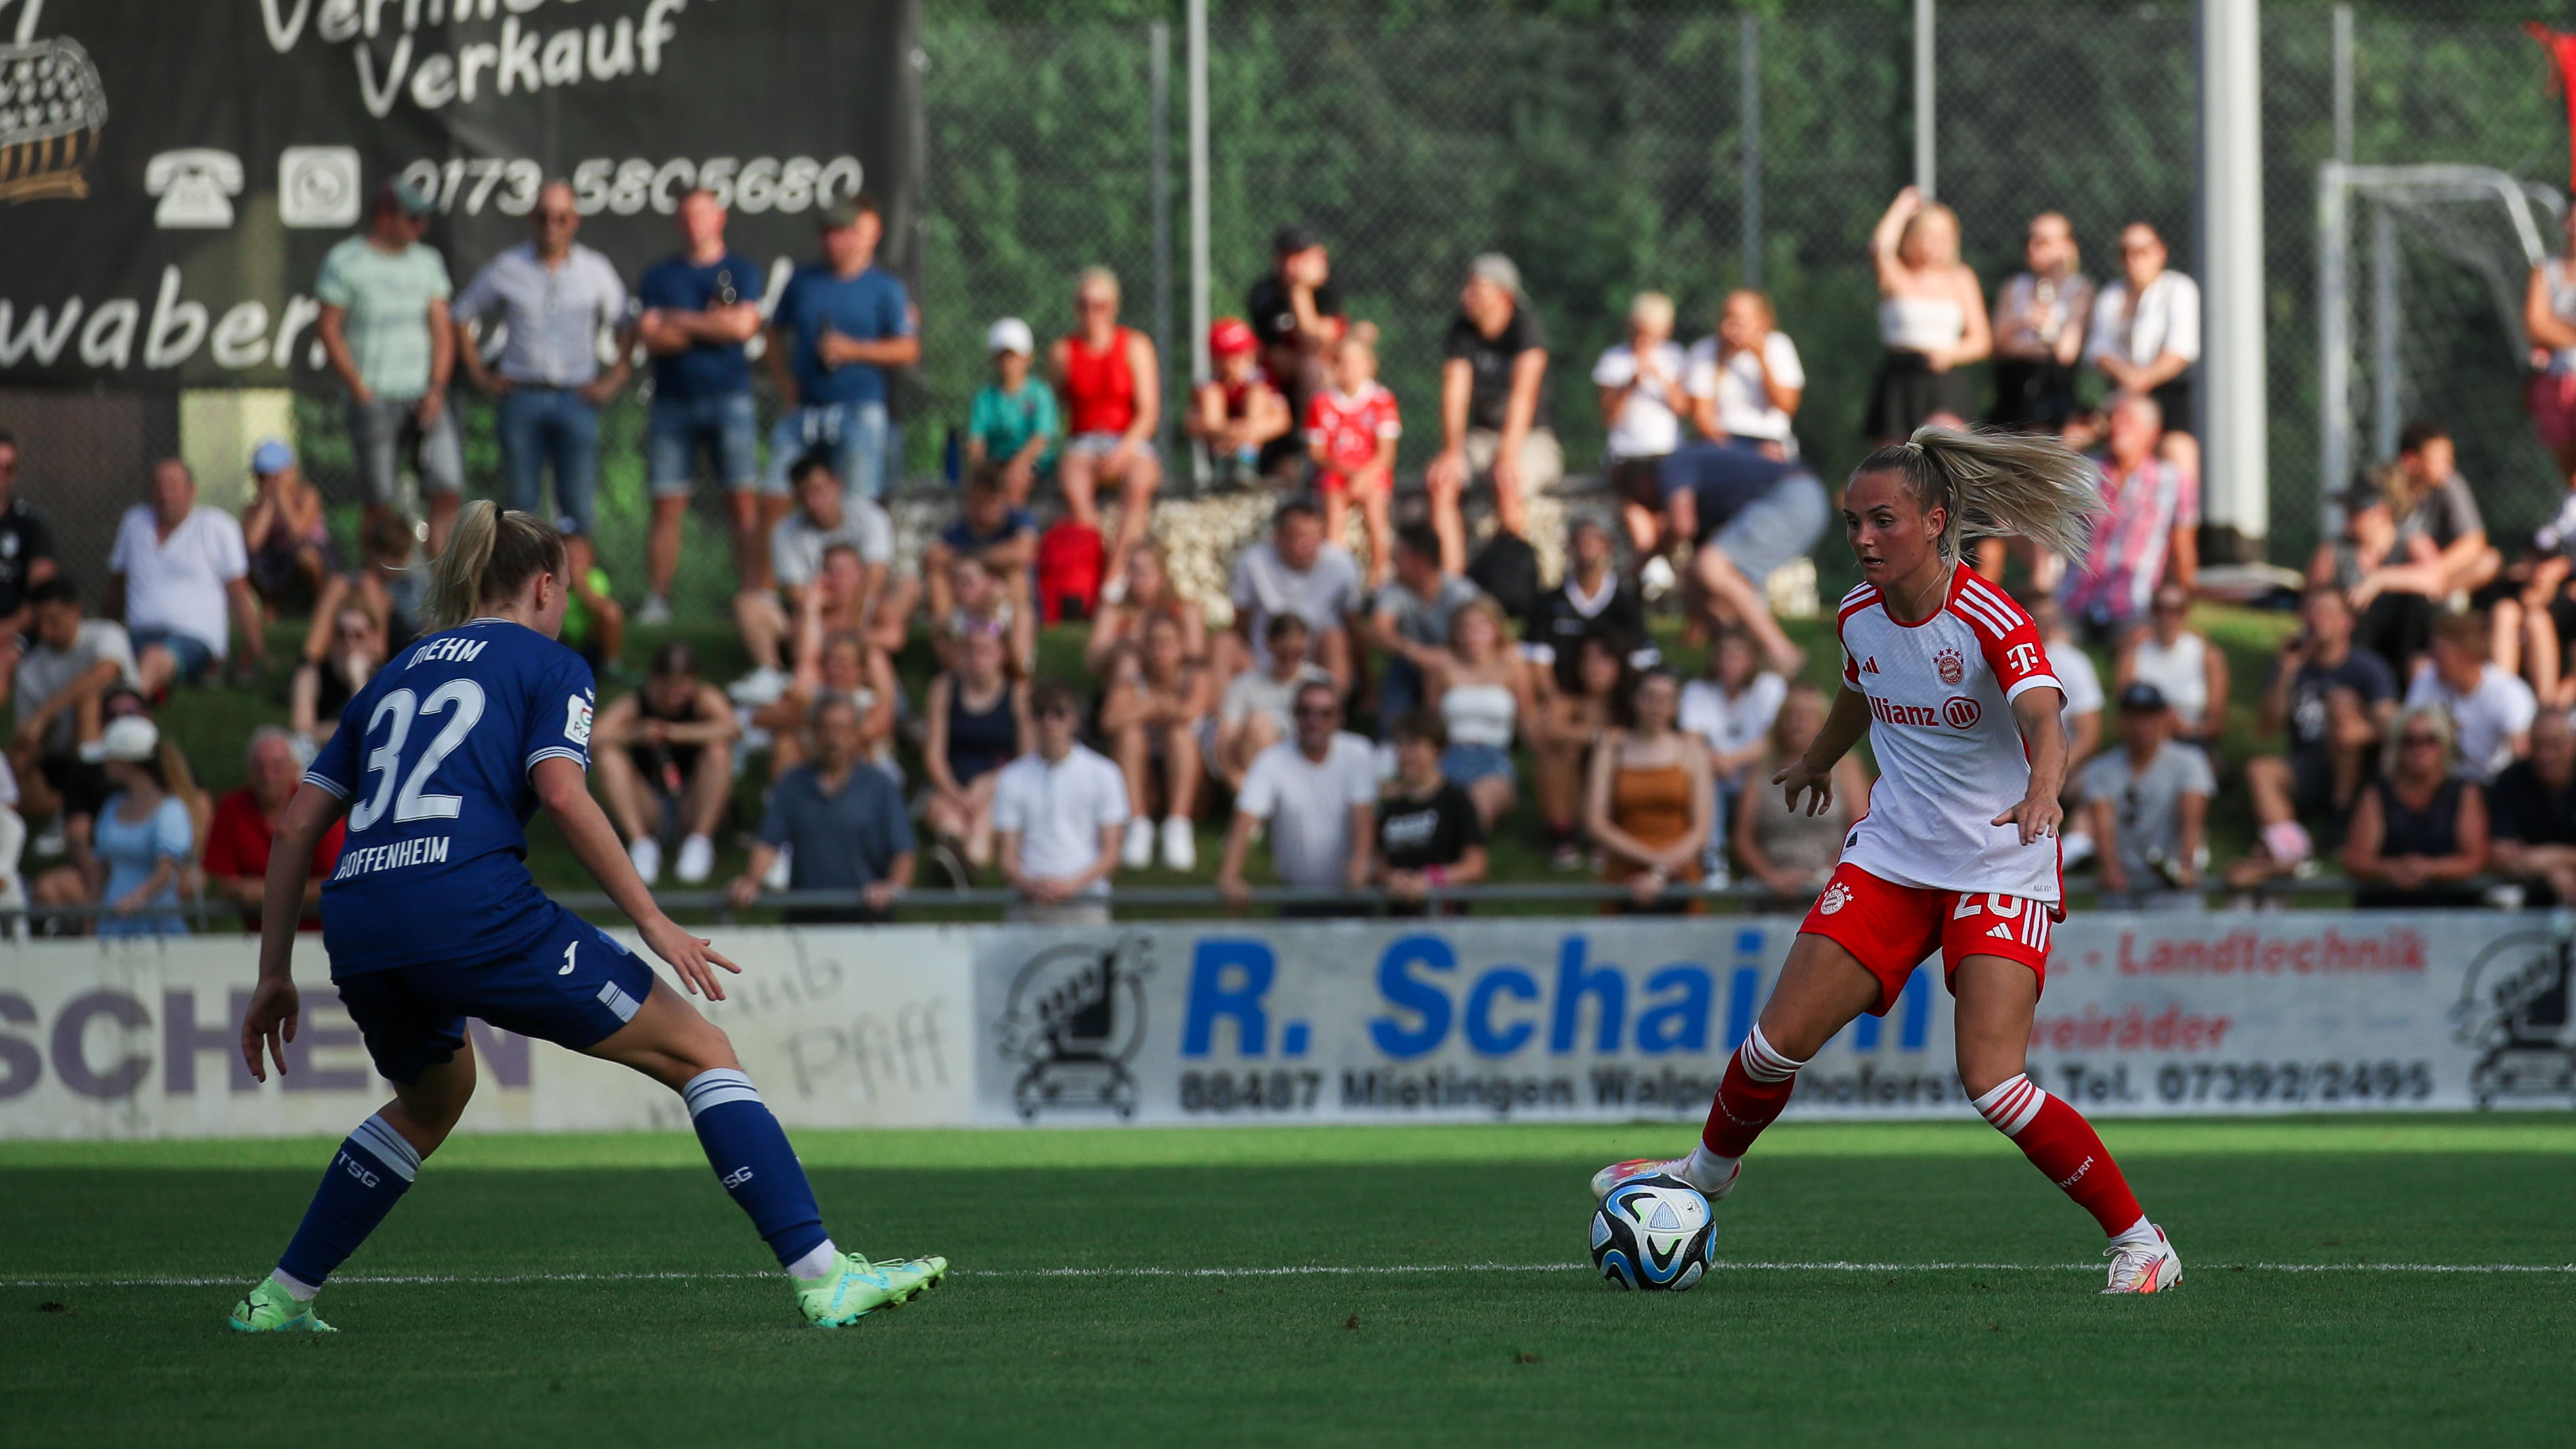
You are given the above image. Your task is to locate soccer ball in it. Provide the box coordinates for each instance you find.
[1590,1173,1717,1291]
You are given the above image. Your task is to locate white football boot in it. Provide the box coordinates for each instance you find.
[2101,1226,2183,1294]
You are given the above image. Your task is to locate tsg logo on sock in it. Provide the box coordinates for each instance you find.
[721,1166,756,1189]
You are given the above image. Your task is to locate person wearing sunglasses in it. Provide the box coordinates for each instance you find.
[2113,582,2229,754]
[2341,705,2488,909]
[1217,679,1376,916]
[2084,221,2201,488]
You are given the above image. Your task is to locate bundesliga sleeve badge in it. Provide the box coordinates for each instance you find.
[564,695,594,746]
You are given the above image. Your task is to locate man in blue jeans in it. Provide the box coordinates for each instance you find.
[634,188,769,623]
[765,194,916,504]
[453,179,632,538]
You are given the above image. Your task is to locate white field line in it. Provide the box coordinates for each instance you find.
[8,1260,2575,1289]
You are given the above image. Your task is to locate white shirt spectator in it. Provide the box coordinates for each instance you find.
[1591,340,1690,460]
[1679,672,1787,783]
[1230,542,1365,670]
[1235,731,1377,888]
[1220,663,1333,733]
[109,505,248,659]
[14,620,138,756]
[2085,271,2202,371]
[1686,332,1805,447]
[2405,660,2538,783]
[2055,641,2105,738]
[991,744,1131,896]
[771,498,896,590]
[453,241,630,387]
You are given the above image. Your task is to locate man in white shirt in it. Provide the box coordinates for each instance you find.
[730,452,900,690]
[2086,221,2202,481]
[2405,611,2537,783]
[1218,680,1377,915]
[107,458,258,693]
[993,680,1130,925]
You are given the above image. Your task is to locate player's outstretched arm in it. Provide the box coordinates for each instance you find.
[1774,684,1871,817]
[1994,687,2070,844]
[531,756,740,1000]
[241,783,351,1082]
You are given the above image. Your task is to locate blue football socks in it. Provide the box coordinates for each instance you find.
[277,1114,421,1290]
[683,1069,830,1272]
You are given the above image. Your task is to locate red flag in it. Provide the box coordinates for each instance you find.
[2527,22,2576,191]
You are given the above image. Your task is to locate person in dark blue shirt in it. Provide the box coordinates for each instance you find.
[632,189,768,624]
[763,193,916,504]
[230,502,944,1335]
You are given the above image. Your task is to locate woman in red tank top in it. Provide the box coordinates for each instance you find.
[1048,266,1164,596]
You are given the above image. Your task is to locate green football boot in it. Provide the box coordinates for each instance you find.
[796,1251,901,1328]
[873,1255,951,1304]
[228,1277,337,1334]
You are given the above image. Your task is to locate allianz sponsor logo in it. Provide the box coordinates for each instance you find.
[1867,693,1980,730]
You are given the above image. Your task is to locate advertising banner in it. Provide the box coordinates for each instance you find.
[0,0,921,389]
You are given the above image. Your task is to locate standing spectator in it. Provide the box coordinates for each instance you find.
[46,716,191,937]
[925,465,1039,628]
[289,604,383,750]
[2114,582,2231,754]
[1656,445,1825,676]
[2404,611,2537,784]
[1247,225,1347,469]
[7,577,135,867]
[591,641,739,887]
[2062,391,2197,639]
[1086,542,1207,674]
[452,180,631,538]
[2488,706,2576,905]
[921,624,1029,873]
[1428,597,1537,828]
[555,520,625,676]
[1532,633,1629,871]
[1050,267,1165,594]
[316,179,460,554]
[2080,683,2214,908]
[1864,187,1991,444]
[1190,317,1291,490]
[2227,586,2401,885]
[1368,523,1484,733]
[994,679,1130,925]
[633,188,769,623]
[2086,221,2202,481]
[2339,421,2499,676]
[1593,292,1692,519]
[107,458,260,693]
[1685,289,1805,458]
[1212,615,1329,790]
[730,695,916,925]
[1587,667,1713,911]
[0,430,58,645]
[1222,498,1365,695]
[204,726,346,933]
[1102,612,1210,872]
[1375,712,1488,915]
[1524,513,1649,697]
[1306,326,1401,584]
[1679,630,1786,843]
[1734,681,1868,905]
[735,454,896,696]
[1218,679,1377,913]
[1988,212,2096,433]
[1425,254,1558,574]
[766,195,917,504]
[968,318,1060,507]
[2522,204,2576,491]
[2342,706,2489,909]
[239,439,333,628]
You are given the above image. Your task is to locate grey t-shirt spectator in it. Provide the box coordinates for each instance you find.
[452,242,630,388]
[2078,741,2216,886]
[1442,305,1552,431]
[314,236,453,398]
[14,620,138,756]
[771,499,896,590]
[2279,649,2399,762]
[1231,542,1365,669]
[757,762,914,894]
[1371,575,1484,653]
[2393,474,2482,553]
[1235,732,1379,888]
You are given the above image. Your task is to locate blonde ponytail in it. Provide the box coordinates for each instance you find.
[426,501,565,631]
[1853,425,2103,564]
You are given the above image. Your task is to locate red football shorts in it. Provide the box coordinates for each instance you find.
[1797,862,2055,1015]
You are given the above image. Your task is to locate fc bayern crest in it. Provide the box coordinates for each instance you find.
[1935,647,1966,685]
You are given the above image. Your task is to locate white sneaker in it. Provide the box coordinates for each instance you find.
[763,844,793,892]
[1160,817,1197,872]
[727,666,792,708]
[635,594,674,626]
[1589,1154,1738,1202]
[1121,818,1155,869]
[2101,1226,2183,1295]
[629,836,663,886]
[675,834,715,884]
[1640,555,1677,601]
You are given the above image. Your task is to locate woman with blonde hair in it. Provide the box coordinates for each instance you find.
[2342,704,2489,909]
[1427,594,1539,827]
[1050,265,1164,594]
[1864,188,1992,444]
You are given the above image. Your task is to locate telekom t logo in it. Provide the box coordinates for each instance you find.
[2005,643,2042,677]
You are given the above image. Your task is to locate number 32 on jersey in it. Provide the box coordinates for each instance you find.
[348,680,488,832]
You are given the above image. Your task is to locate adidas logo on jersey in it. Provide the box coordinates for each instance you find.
[1861,657,1880,674]
[1987,922,2014,939]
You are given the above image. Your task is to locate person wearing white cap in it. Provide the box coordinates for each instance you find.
[241,438,335,628]
[1425,253,1560,574]
[64,715,191,937]
[966,316,1058,506]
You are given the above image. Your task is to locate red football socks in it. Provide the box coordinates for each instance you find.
[1700,1026,1804,1159]
[1972,1073,2145,1236]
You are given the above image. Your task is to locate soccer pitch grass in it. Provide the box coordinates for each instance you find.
[5,1119,2572,1448]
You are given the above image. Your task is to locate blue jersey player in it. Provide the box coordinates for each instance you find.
[230,504,945,1331]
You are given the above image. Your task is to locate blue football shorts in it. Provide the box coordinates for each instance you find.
[332,906,660,1085]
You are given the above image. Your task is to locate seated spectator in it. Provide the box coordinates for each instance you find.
[937,554,1036,677]
[1086,541,1207,674]
[1685,288,1804,459]
[555,519,624,675]
[2337,420,2498,676]
[7,577,136,868]
[1428,597,1537,827]
[925,464,1038,624]
[303,509,427,664]
[1050,267,1164,592]
[591,641,739,886]
[2476,488,2576,704]
[993,678,1128,925]
[1102,612,1211,872]
[1213,614,1329,790]
[755,628,901,785]
[291,603,385,749]
[2061,391,2196,636]
[2228,586,2401,886]
[1424,253,1558,574]
[0,429,60,650]
[1220,497,1364,696]
[2525,204,2576,491]
[730,695,916,924]
[1532,633,1629,871]
[239,438,334,628]
[1190,316,1291,490]
[108,458,262,692]
[737,452,898,695]
[2086,221,2202,481]
[1249,225,1348,472]
[1865,187,1990,444]
[1656,444,1824,676]
[2031,598,2105,769]
[1593,291,1691,525]
[0,748,20,926]
[1306,325,1400,586]
[967,316,1058,507]
[2342,706,2488,909]
[205,725,346,932]
[1218,679,1377,914]
[1524,513,1650,699]
[2487,706,2576,905]
[2080,683,2213,908]
[1368,523,1484,734]
[921,623,1028,872]
[1587,666,1712,912]
[2114,582,2229,753]
[33,715,191,936]
[1734,681,1868,905]
[1679,630,1786,861]
[1375,712,1488,915]
[2404,610,2535,785]
[1988,212,2095,435]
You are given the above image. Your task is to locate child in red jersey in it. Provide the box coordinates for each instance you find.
[1305,324,1401,586]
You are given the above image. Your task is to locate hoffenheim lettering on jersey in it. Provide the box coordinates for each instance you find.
[303,618,597,976]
